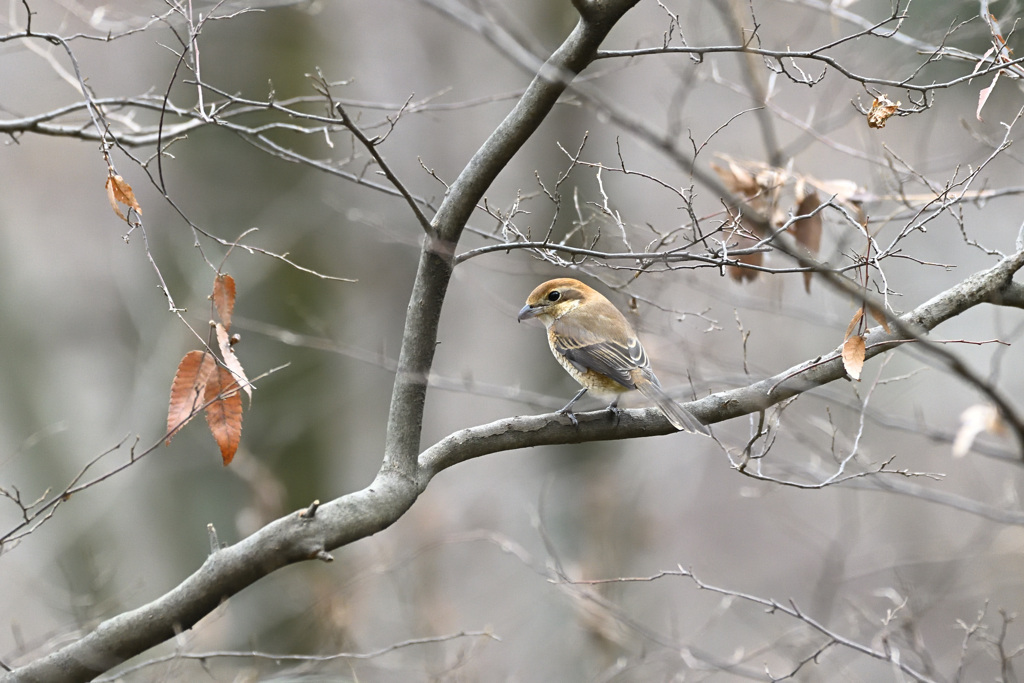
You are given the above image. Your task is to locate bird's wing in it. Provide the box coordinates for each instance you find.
[550,316,649,389]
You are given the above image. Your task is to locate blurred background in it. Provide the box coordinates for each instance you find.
[2,0,1024,680]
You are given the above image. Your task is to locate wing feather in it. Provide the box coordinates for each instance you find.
[549,313,650,389]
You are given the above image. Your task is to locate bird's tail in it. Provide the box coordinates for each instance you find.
[636,378,710,435]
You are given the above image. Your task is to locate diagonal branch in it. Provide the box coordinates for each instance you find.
[420,249,1024,476]
[333,103,435,235]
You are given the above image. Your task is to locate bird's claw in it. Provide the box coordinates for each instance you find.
[558,407,580,427]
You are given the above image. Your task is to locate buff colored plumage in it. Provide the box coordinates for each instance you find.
[517,278,708,434]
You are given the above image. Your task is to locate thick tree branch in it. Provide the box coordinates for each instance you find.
[381,0,641,476]
[4,468,422,683]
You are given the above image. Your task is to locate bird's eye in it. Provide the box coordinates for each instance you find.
[547,291,561,302]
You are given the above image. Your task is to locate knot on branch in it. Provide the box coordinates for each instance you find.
[299,499,320,519]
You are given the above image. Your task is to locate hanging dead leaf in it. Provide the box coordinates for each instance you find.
[105,174,142,222]
[867,303,892,334]
[952,404,1006,457]
[213,274,236,331]
[792,192,822,253]
[216,321,251,401]
[867,95,900,129]
[727,231,762,282]
[205,366,243,465]
[844,308,865,340]
[791,192,822,292]
[976,71,1000,122]
[105,179,123,221]
[842,334,866,381]
[729,251,763,282]
[166,350,217,444]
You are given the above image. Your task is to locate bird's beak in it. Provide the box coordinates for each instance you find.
[517,304,539,322]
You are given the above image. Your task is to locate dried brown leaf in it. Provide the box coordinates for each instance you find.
[105,176,125,222]
[867,304,892,334]
[713,161,757,198]
[166,350,216,444]
[792,192,822,292]
[729,251,763,282]
[727,232,763,283]
[867,95,900,129]
[842,334,866,381]
[844,308,864,340]
[216,322,251,401]
[205,365,243,465]
[792,193,822,253]
[213,274,236,331]
[104,174,142,222]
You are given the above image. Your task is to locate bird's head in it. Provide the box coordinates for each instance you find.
[517,278,592,327]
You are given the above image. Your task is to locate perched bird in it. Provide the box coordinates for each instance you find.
[517,278,708,434]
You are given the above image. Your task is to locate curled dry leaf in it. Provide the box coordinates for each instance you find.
[166,350,217,443]
[867,95,900,129]
[844,308,865,340]
[842,334,866,381]
[953,404,1006,457]
[213,273,236,331]
[205,365,243,465]
[847,304,892,336]
[714,154,866,223]
[105,174,142,222]
[712,160,761,201]
[976,71,1000,122]
[714,160,785,228]
[867,304,892,334]
[216,322,251,401]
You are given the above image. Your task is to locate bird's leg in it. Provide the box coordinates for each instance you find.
[558,387,588,426]
[606,396,620,424]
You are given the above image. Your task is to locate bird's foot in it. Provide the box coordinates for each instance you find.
[558,406,580,427]
[557,387,588,427]
[606,398,621,426]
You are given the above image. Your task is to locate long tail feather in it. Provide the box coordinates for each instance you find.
[636,380,710,435]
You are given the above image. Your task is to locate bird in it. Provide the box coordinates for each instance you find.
[517,278,709,434]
